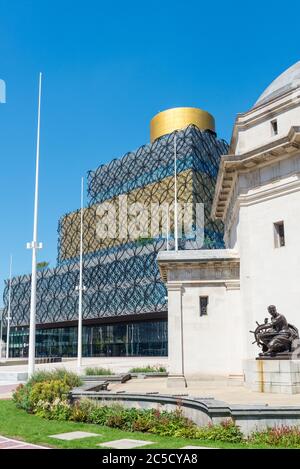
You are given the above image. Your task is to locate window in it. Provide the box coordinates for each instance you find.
[274,221,285,248]
[271,119,278,136]
[200,296,208,316]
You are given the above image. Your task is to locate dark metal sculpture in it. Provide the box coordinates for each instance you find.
[251,305,299,358]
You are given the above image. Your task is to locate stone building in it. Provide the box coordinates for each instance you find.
[158,62,300,383]
[2,108,226,358]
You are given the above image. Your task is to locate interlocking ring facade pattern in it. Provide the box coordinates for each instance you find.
[3,126,228,327]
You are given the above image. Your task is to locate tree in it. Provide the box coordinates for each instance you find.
[36,261,50,270]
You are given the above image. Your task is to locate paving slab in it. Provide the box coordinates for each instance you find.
[181,445,214,449]
[98,438,153,449]
[49,431,100,441]
[0,383,19,399]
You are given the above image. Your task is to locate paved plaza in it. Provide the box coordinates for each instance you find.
[0,436,47,449]
[1,356,300,406]
[0,356,168,376]
[109,376,300,406]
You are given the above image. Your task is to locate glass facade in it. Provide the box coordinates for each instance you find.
[2,125,227,358]
[7,320,168,358]
[3,126,227,330]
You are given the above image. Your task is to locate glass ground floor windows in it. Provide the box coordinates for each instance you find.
[7,319,168,358]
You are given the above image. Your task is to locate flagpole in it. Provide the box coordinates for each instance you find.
[27,72,43,377]
[77,177,84,373]
[166,209,170,251]
[174,132,178,252]
[0,310,3,359]
[5,255,13,360]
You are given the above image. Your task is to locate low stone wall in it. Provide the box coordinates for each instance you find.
[71,389,300,436]
[230,404,300,435]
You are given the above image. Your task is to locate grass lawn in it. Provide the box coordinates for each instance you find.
[0,399,267,449]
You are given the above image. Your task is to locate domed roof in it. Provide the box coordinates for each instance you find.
[254,61,300,107]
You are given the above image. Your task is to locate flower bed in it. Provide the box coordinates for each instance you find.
[129,365,166,373]
[12,370,300,447]
[84,367,113,376]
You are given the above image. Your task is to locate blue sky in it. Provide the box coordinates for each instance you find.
[0,0,299,302]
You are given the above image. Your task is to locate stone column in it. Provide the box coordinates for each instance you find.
[167,283,187,387]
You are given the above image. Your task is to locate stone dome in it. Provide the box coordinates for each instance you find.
[254,61,300,107]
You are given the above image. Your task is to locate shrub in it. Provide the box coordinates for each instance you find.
[13,378,244,445]
[27,368,82,388]
[84,367,113,376]
[249,425,300,448]
[34,399,52,419]
[147,407,197,437]
[195,419,243,443]
[13,383,32,412]
[129,365,167,373]
[13,368,81,413]
[50,369,82,388]
[91,402,124,426]
[131,415,154,432]
[66,399,199,438]
[29,379,70,408]
[35,398,72,421]
[70,399,96,422]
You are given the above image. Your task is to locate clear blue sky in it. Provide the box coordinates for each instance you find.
[0,0,299,302]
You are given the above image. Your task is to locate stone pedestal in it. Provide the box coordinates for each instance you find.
[243,359,300,394]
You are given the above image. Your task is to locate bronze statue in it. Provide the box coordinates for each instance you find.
[251,305,299,357]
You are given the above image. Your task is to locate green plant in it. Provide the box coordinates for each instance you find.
[13,383,32,412]
[13,369,82,413]
[129,365,166,373]
[0,399,240,449]
[27,368,82,388]
[147,407,197,437]
[36,261,50,270]
[195,419,243,443]
[70,399,95,422]
[58,399,198,438]
[84,367,113,376]
[35,398,72,421]
[13,380,244,445]
[29,379,70,408]
[249,425,300,447]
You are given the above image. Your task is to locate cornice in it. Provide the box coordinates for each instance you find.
[212,126,300,221]
[229,88,300,153]
[158,251,240,283]
[223,173,300,242]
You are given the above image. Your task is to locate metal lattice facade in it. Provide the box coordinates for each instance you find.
[3,125,228,328]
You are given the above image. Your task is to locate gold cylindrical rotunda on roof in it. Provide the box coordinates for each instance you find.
[150,106,215,143]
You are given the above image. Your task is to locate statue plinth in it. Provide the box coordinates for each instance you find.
[243,358,300,394]
[256,352,295,361]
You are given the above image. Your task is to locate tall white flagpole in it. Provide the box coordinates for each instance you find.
[77,177,84,373]
[166,209,170,251]
[0,309,3,359]
[5,255,13,360]
[174,133,179,252]
[27,72,43,377]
